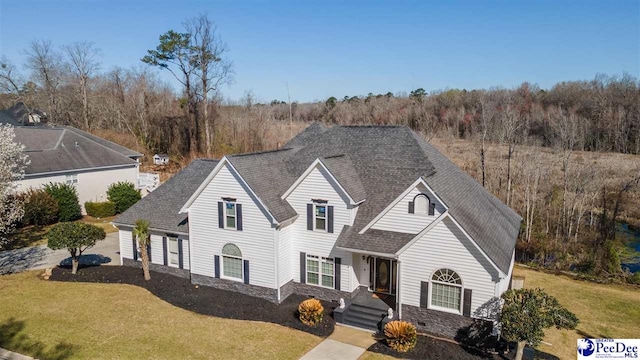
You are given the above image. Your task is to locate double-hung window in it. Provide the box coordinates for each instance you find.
[315,205,326,231]
[306,255,334,288]
[168,238,179,267]
[65,174,78,185]
[225,201,236,229]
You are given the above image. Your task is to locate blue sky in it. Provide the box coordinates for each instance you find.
[1,0,638,103]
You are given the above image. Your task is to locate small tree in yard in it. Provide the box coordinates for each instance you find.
[107,182,141,214]
[133,219,151,280]
[47,222,106,274]
[501,288,578,360]
[44,183,82,222]
[0,124,29,247]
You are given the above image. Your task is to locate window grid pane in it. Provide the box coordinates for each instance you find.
[169,239,179,265]
[223,256,242,279]
[307,273,319,285]
[315,218,326,230]
[226,216,236,229]
[322,275,333,287]
[431,283,461,310]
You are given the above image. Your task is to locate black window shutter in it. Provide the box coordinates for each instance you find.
[178,239,184,269]
[334,257,341,290]
[306,204,313,230]
[132,236,137,261]
[162,237,168,266]
[463,289,472,317]
[408,201,415,214]
[300,252,306,283]
[243,260,250,284]
[420,281,429,308]
[218,202,224,228]
[147,242,152,263]
[429,203,436,216]
[327,206,334,233]
[236,204,243,231]
[214,255,220,278]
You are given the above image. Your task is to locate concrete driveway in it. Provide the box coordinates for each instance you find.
[0,232,120,275]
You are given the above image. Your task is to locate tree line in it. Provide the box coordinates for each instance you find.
[1,14,639,280]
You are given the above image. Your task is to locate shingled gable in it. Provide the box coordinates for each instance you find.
[114,159,219,234]
[130,123,520,273]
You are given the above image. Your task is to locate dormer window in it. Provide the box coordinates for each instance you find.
[218,198,243,231]
[315,205,326,230]
[409,193,435,216]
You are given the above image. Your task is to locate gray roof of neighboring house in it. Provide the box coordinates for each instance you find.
[62,126,143,158]
[14,127,138,176]
[114,159,219,233]
[116,123,521,273]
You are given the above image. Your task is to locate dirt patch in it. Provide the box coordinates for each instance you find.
[50,265,335,337]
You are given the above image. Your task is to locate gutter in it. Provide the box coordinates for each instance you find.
[24,163,138,178]
[111,222,189,237]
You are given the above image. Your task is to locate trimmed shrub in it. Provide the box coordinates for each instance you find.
[44,183,82,222]
[298,298,324,326]
[384,321,417,353]
[107,182,141,214]
[22,189,59,226]
[85,201,116,218]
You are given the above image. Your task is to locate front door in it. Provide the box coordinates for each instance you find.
[375,258,391,294]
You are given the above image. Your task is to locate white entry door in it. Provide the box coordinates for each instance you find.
[356,254,370,288]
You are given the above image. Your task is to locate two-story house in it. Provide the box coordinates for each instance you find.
[113,124,521,337]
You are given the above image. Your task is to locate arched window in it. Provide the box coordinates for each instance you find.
[414,194,429,214]
[412,193,435,215]
[431,269,462,311]
[222,243,243,280]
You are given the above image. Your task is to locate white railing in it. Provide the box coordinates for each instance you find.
[138,172,160,191]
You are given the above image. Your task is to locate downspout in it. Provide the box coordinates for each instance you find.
[396,259,402,319]
[274,226,280,302]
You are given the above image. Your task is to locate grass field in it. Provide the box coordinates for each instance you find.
[513,265,640,360]
[0,271,321,359]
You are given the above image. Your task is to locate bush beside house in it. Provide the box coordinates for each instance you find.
[21,189,59,226]
[298,298,324,326]
[384,320,417,353]
[44,183,82,222]
[84,201,116,218]
[107,182,141,214]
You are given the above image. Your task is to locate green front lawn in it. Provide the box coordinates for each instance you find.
[0,271,322,359]
[514,265,640,360]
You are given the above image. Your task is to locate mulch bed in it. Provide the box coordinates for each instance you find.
[50,265,335,337]
[367,337,560,360]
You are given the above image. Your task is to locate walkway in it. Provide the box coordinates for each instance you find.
[300,324,377,360]
[0,232,120,275]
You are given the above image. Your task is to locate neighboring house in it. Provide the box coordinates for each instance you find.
[114,124,521,337]
[2,109,143,211]
[153,154,170,165]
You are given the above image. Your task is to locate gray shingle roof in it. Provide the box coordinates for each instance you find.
[14,127,138,175]
[120,123,520,273]
[114,159,219,233]
[63,126,143,158]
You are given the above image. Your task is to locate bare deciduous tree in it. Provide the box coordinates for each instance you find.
[63,41,101,129]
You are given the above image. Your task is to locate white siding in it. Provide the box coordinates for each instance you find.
[189,163,276,289]
[284,165,356,291]
[182,239,190,270]
[278,225,293,286]
[371,182,446,234]
[499,251,515,294]
[150,234,164,265]
[119,229,133,259]
[399,217,500,319]
[16,166,138,213]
